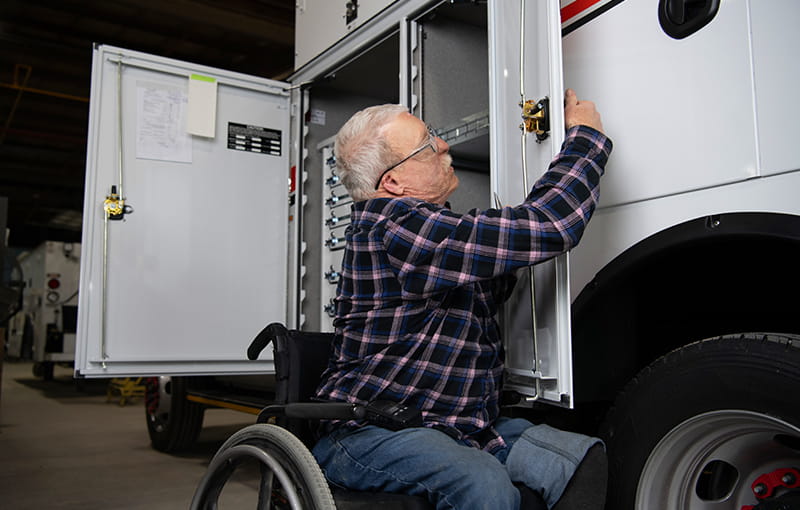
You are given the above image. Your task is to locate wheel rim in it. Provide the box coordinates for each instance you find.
[637,409,800,509]
[193,444,304,510]
[146,376,173,433]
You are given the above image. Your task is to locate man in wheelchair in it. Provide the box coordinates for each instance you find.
[310,90,613,510]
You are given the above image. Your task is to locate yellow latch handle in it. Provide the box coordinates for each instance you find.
[103,186,125,218]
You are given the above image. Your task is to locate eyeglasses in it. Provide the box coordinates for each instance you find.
[374,124,439,190]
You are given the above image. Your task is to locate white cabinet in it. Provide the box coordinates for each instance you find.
[295,0,399,69]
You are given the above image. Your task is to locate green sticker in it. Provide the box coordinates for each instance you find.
[190,74,216,83]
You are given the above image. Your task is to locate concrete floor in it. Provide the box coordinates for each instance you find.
[0,360,263,509]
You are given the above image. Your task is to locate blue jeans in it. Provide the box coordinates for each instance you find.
[312,417,602,510]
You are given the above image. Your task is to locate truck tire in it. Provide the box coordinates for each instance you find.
[145,376,205,453]
[601,334,800,510]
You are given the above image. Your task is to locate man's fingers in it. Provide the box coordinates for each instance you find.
[564,88,578,106]
[563,89,604,133]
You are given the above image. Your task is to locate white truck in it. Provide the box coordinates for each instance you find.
[7,241,81,379]
[76,1,800,508]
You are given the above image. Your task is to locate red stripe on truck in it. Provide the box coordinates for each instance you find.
[561,0,605,23]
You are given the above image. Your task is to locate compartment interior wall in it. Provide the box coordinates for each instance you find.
[417,4,488,128]
[302,34,400,330]
[416,3,491,213]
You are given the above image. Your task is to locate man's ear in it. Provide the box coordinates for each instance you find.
[382,172,404,196]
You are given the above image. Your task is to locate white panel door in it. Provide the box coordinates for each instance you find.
[77,46,291,377]
[562,0,756,206]
[489,0,574,407]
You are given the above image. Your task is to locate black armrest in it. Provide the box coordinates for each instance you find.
[258,400,422,431]
[258,402,365,424]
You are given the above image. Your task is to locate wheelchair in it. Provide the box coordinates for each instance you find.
[191,323,550,510]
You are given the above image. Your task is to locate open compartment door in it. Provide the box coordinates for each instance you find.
[489,1,573,407]
[76,45,292,377]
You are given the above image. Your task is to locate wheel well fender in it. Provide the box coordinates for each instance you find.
[570,211,800,404]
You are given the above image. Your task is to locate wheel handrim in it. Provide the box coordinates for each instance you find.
[636,409,800,509]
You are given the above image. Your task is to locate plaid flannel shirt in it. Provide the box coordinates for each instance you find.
[316,125,612,452]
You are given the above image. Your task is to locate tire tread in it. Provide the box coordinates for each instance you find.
[600,333,800,510]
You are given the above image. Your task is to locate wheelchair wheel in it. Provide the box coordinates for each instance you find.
[191,423,335,510]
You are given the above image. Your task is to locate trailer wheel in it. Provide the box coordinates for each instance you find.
[601,334,800,510]
[145,376,205,452]
[21,316,34,360]
[32,361,54,380]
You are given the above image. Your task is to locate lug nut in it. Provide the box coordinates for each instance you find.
[754,483,767,495]
[782,472,797,485]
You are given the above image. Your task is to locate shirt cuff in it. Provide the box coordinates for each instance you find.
[565,125,613,164]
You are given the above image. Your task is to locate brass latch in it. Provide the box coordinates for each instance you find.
[521,97,550,142]
[103,185,132,220]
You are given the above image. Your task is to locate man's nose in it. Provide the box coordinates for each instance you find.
[436,136,449,153]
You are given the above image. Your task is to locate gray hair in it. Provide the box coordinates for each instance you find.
[334,104,408,201]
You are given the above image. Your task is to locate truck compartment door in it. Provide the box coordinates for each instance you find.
[77,45,292,377]
[489,0,574,407]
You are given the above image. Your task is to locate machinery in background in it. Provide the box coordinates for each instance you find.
[7,241,80,379]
